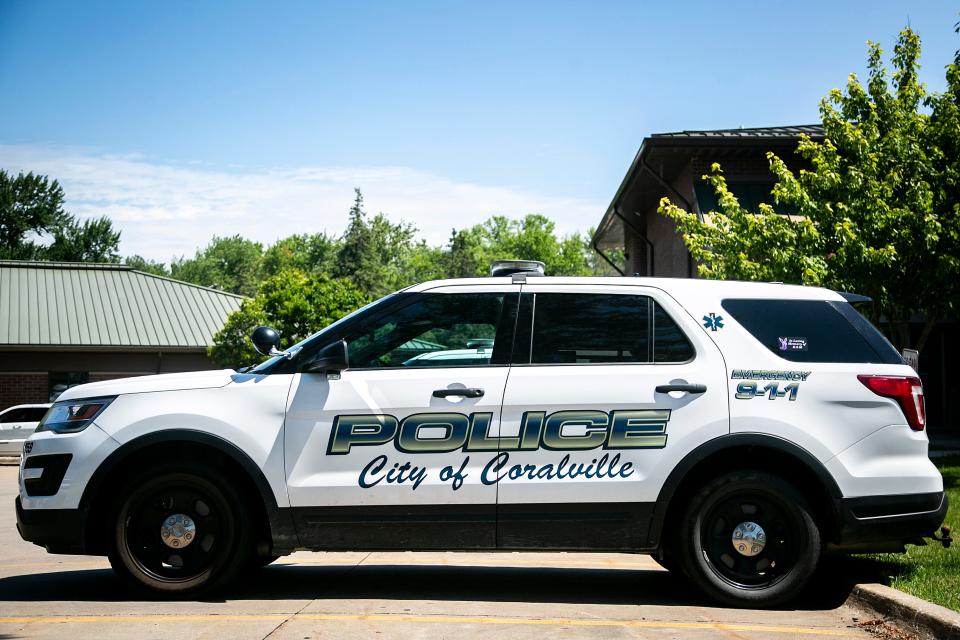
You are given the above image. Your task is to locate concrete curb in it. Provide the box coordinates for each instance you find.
[849,583,960,640]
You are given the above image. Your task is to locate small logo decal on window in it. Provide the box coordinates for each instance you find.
[778,337,808,352]
[703,313,724,331]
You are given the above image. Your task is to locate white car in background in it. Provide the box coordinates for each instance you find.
[0,404,50,456]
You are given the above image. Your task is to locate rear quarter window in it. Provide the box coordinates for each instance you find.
[721,298,902,364]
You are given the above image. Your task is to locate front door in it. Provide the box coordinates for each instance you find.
[284,284,519,550]
[495,284,728,551]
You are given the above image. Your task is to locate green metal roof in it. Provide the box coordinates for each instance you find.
[0,261,245,350]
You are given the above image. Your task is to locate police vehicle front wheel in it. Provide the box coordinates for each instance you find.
[108,467,253,596]
[678,470,821,608]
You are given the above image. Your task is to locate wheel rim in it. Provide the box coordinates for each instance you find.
[122,480,232,584]
[699,490,803,590]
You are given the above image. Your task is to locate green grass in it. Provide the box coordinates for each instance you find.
[860,455,960,611]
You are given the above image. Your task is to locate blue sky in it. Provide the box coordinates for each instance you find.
[1,1,959,260]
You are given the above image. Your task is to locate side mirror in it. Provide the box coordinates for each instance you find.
[304,339,349,374]
[251,326,281,356]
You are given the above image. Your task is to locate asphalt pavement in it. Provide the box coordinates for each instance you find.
[0,466,882,639]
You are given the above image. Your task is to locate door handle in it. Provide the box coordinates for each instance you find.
[655,383,707,394]
[433,388,485,398]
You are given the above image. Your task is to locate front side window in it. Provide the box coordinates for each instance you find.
[1,408,30,423]
[346,292,509,368]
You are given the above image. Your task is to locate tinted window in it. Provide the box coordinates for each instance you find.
[531,293,651,364]
[346,293,507,368]
[22,407,49,422]
[1,408,29,423]
[721,299,902,364]
[1,407,46,423]
[653,303,695,362]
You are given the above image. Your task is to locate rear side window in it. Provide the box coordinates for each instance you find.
[654,303,695,362]
[721,299,902,364]
[528,293,693,364]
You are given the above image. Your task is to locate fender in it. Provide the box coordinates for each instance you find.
[647,433,842,548]
[80,429,298,553]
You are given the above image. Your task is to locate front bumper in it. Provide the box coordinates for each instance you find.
[16,496,89,554]
[829,491,949,553]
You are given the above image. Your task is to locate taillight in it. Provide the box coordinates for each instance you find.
[858,375,925,431]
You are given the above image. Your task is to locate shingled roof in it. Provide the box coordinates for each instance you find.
[652,124,825,139]
[0,261,244,350]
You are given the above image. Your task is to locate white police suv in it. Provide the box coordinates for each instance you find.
[16,261,948,606]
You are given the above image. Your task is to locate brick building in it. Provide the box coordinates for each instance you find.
[0,261,243,409]
[592,125,959,433]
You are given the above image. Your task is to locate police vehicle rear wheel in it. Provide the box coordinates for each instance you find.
[108,467,252,596]
[678,470,820,608]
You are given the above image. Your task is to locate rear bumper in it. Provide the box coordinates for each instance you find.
[15,496,88,554]
[829,491,948,553]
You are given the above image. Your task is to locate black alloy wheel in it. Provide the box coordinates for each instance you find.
[678,470,821,608]
[109,468,251,595]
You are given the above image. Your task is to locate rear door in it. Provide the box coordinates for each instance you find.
[494,283,728,550]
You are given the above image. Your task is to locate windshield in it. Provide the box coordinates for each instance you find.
[248,293,397,374]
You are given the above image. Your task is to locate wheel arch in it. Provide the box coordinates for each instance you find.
[649,433,842,549]
[80,429,297,555]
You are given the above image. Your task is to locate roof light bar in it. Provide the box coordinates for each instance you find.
[490,260,545,278]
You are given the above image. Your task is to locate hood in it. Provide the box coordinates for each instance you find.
[56,369,236,402]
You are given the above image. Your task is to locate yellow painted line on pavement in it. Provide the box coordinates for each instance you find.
[0,613,860,636]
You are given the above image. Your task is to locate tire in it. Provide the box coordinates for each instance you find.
[677,469,821,608]
[108,466,252,596]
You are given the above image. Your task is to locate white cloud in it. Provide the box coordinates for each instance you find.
[0,144,603,262]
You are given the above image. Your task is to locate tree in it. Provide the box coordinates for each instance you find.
[445,214,595,277]
[332,188,420,296]
[260,232,339,279]
[209,268,370,367]
[170,235,264,296]
[924,19,960,348]
[659,27,960,350]
[125,254,171,276]
[0,170,70,259]
[47,216,122,262]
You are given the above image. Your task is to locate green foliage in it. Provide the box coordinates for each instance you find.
[445,214,597,277]
[332,189,422,296]
[660,26,960,349]
[260,232,338,279]
[124,254,171,276]
[47,216,122,262]
[662,165,821,283]
[0,170,121,262]
[209,269,370,367]
[170,235,264,296]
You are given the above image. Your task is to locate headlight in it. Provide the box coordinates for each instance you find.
[36,397,115,434]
